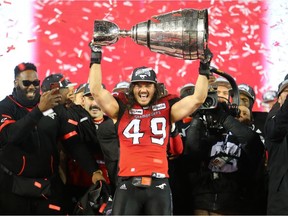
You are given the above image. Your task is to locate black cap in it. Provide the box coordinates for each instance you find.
[83,83,106,96]
[41,73,76,92]
[278,79,288,97]
[238,84,255,102]
[131,66,157,83]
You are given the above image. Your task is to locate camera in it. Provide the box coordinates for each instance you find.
[199,90,218,110]
[197,67,240,130]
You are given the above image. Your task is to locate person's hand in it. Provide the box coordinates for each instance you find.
[199,48,213,79]
[89,41,102,67]
[92,170,106,184]
[38,89,62,112]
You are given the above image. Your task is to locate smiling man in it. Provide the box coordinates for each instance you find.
[88,45,212,215]
[0,64,104,214]
[81,83,119,195]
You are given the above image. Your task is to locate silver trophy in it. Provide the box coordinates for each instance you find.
[93,8,208,60]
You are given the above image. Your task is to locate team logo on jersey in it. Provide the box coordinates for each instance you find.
[156,183,167,190]
[119,184,127,190]
[129,109,143,115]
[152,103,166,111]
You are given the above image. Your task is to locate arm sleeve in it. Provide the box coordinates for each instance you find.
[58,108,99,175]
[223,115,264,163]
[0,105,43,147]
[222,115,255,144]
[168,133,184,155]
[265,98,288,141]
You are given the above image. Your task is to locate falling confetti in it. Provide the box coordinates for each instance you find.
[1,0,287,111]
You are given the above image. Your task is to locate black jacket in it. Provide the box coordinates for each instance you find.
[265,98,288,215]
[185,113,264,214]
[0,95,98,178]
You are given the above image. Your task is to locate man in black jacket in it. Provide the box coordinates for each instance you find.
[185,101,264,215]
[265,77,288,214]
[0,63,104,214]
[82,83,119,194]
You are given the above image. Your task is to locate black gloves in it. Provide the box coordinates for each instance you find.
[199,48,213,79]
[89,41,102,68]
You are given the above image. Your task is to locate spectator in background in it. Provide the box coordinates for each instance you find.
[261,90,277,112]
[170,82,196,215]
[82,83,119,195]
[0,63,104,214]
[264,77,288,214]
[238,83,264,134]
[213,76,231,102]
[112,81,130,95]
[238,84,255,111]
[74,83,86,105]
[40,74,107,214]
[66,80,77,103]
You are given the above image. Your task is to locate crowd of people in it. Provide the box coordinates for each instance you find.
[0,43,286,215]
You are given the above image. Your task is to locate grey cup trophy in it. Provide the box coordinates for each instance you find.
[93,8,208,60]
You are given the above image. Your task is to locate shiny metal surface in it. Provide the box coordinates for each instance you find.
[93,9,208,60]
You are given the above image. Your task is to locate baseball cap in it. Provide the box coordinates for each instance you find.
[214,77,231,89]
[112,81,130,93]
[130,66,157,83]
[278,79,288,97]
[262,90,277,102]
[83,83,106,96]
[41,73,76,92]
[238,84,255,102]
[179,83,195,99]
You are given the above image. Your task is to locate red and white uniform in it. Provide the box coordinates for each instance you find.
[115,93,178,177]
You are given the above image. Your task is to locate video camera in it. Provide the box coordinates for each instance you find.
[198,67,240,129]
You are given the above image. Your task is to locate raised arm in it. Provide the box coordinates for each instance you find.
[171,49,212,123]
[88,45,119,121]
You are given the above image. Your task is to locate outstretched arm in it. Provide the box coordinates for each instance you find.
[171,49,212,123]
[88,45,119,121]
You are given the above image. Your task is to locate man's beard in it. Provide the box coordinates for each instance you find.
[12,86,41,108]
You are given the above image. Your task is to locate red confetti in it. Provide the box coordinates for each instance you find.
[27,39,37,43]
[34,181,42,188]
[6,45,15,52]
[49,204,61,211]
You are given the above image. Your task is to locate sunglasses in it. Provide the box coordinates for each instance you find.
[22,80,40,87]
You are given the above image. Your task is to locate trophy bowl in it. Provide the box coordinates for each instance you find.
[93,8,209,60]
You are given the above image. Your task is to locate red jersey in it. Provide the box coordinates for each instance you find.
[115,93,178,177]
